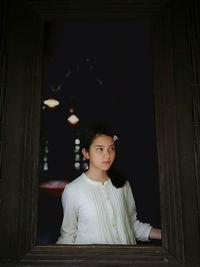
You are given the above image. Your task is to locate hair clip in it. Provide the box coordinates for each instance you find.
[113,135,118,141]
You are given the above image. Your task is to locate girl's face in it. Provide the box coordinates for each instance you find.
[82,134,116,172]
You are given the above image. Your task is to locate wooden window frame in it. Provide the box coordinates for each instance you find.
[1,0,200,265]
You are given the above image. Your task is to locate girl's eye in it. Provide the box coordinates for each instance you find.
[110,147,115,151]
[97,148,103,151]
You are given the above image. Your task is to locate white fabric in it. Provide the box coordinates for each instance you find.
[56,173,152,245]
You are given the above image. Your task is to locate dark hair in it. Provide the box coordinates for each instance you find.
[81,123,126,188]
[107,167,127,188]
[80,123,115,151]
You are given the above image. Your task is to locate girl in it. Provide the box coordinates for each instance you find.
[56,123,161,244]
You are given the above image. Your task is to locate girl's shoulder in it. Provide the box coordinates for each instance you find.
[121,179,132,193]
[66,173,85,189]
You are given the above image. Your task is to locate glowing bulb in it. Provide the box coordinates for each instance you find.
[43,98,59,108]
[67,114,79,125]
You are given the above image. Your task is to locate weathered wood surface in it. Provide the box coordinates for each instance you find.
[1,0,200,266]
[16,245,183,266]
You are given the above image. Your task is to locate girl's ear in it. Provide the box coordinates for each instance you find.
[82,148,90,159]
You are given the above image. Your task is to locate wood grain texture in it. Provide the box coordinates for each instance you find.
[16,245,182,266]
[1,0,200,266]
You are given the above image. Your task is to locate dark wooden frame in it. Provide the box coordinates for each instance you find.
[1,0,200,266]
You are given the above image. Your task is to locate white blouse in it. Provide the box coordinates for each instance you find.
[56,173,152,245]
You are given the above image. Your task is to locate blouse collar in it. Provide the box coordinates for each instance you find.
[82,172,111,186]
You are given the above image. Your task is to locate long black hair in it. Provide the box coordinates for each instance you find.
[80,123,126,188]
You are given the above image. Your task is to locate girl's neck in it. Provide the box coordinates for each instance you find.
[84,169,109,184]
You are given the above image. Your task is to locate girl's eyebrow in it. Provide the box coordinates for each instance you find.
[95,144,115,147]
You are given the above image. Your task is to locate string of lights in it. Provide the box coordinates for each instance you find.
[42,57,104,125]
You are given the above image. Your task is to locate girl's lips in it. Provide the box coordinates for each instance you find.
[102,161,110,164]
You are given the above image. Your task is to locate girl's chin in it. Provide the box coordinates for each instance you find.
[101,165,111,171]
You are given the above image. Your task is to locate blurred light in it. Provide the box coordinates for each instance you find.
[43,98,59,108]
[75,154,80,161]
[67,108,79,125]
[75,138,80,145]
[39,180,68,197]
[74,162,80,170]
[43,162,48,171]
[74,145,80,153]
[68,114,79,125]
[82,162,88,170]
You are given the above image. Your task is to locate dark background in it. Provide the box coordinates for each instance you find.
[37,21,161,244]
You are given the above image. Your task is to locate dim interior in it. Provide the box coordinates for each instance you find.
[37,21,161,244]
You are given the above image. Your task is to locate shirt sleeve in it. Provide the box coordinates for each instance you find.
[125,180,153,242]
[56,184,78,244]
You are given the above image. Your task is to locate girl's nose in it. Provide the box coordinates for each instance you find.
[104,149,110,156]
